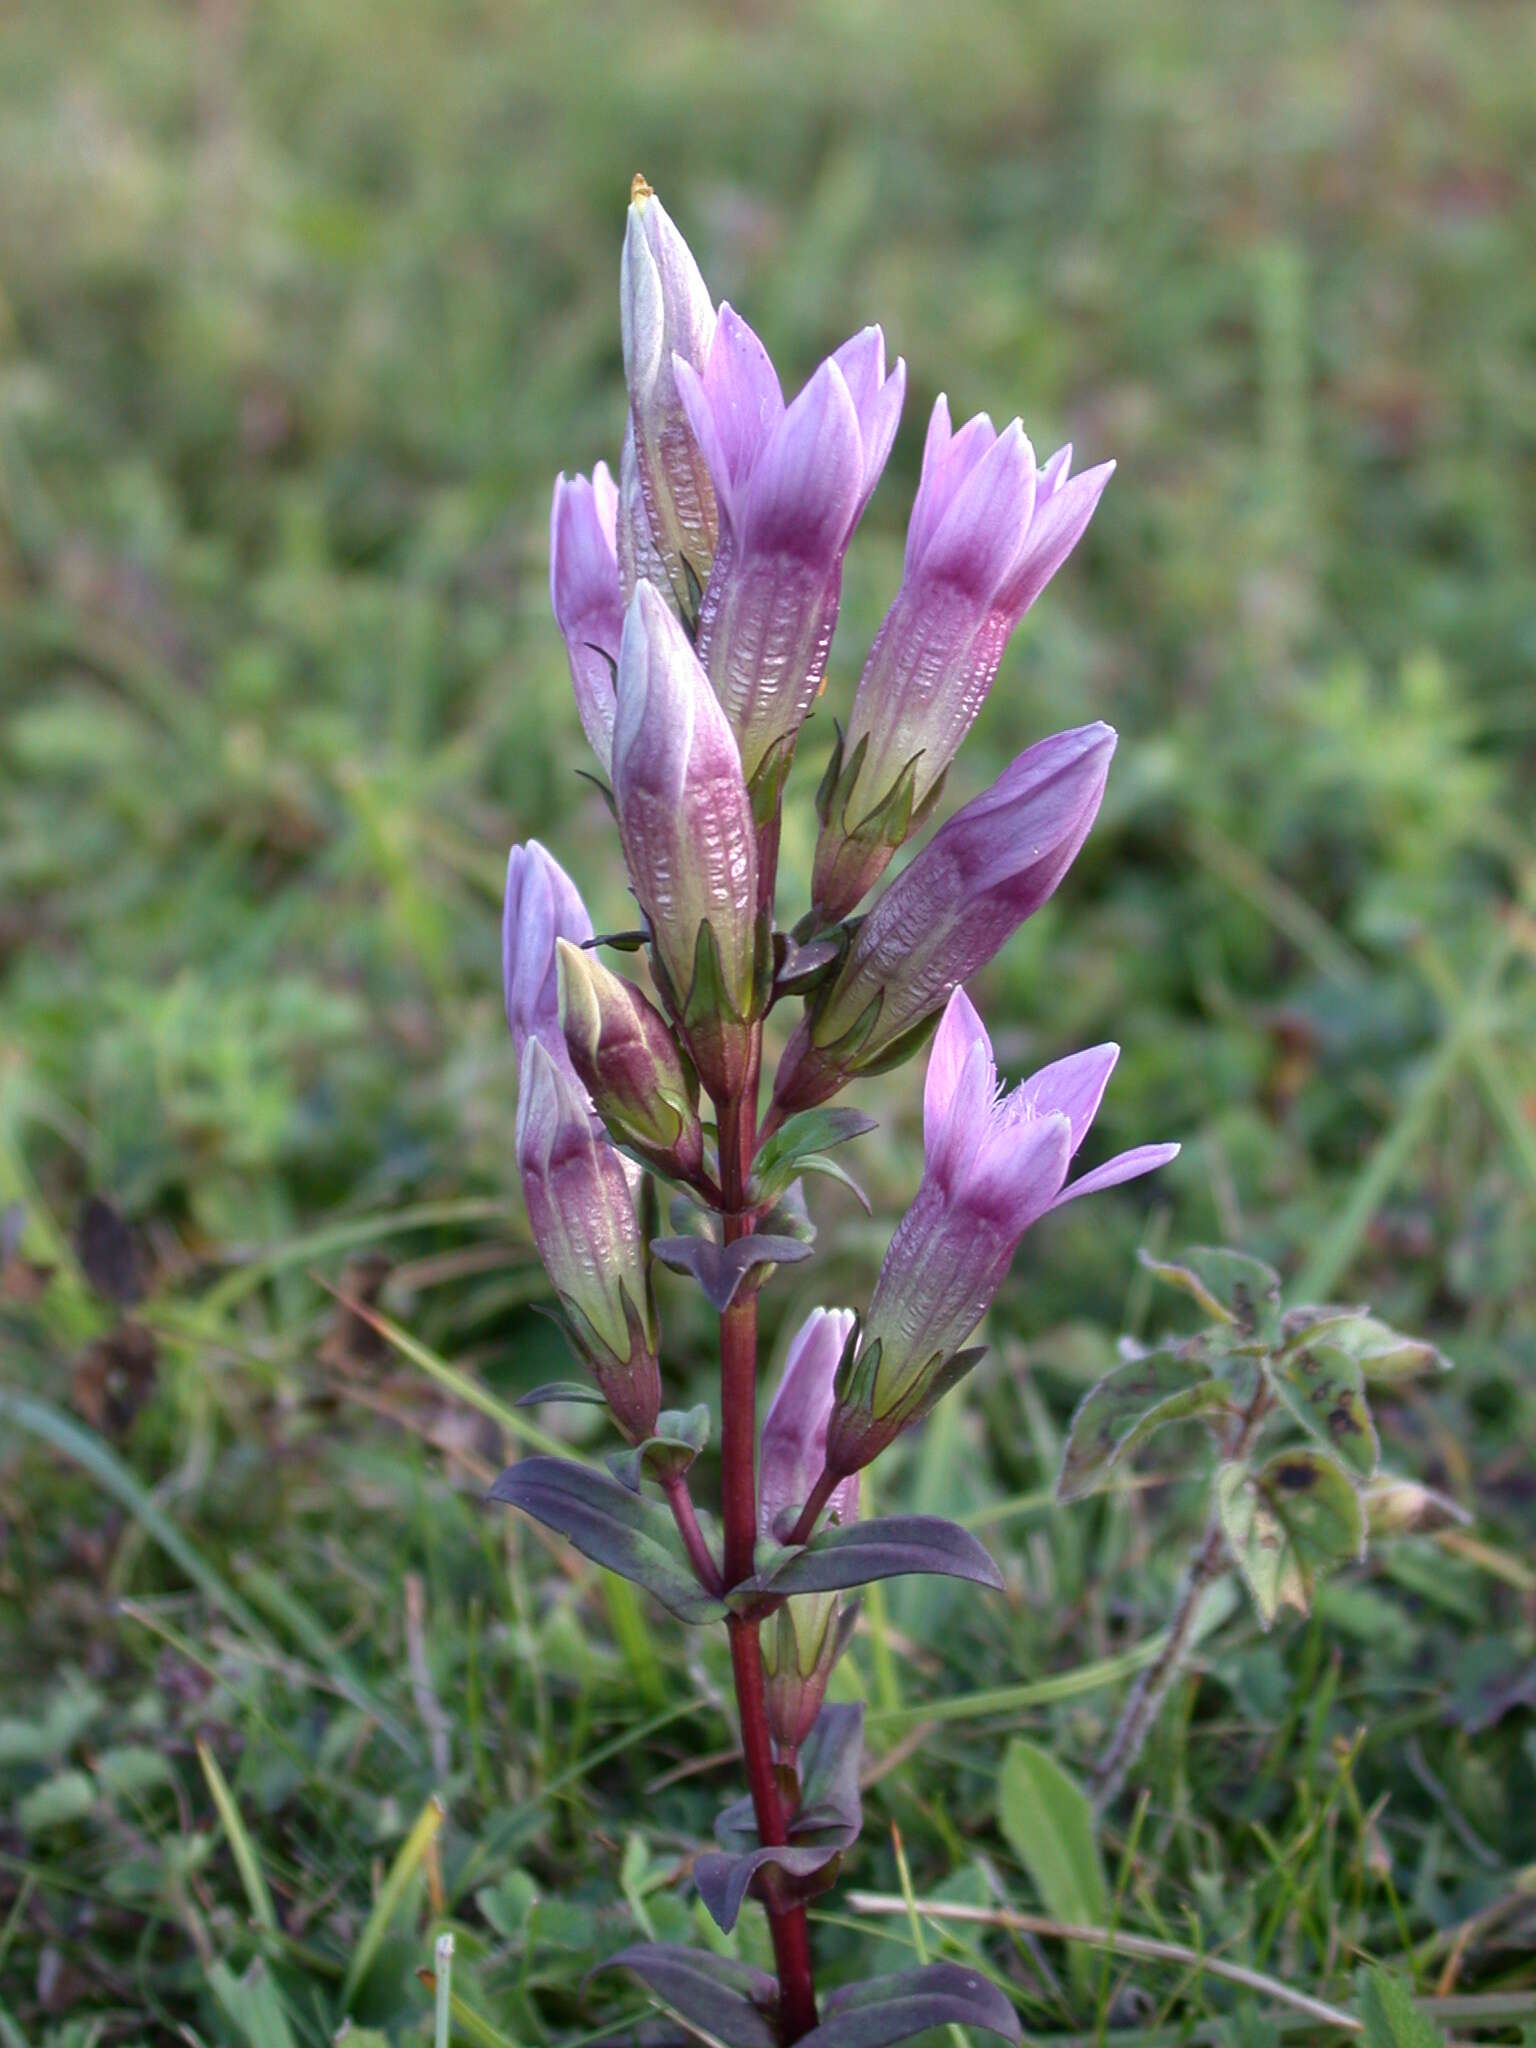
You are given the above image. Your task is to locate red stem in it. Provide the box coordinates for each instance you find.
[785,1464,839,1550]
[715,1035,819,2042]
[662,1474,723,1596]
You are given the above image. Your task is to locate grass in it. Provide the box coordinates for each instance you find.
[1,0,1534,2042]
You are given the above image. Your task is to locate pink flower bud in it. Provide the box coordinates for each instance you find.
[556,937,704,1181]
[549,465,623,771]
[621,180,717,617]
[812,399,1113,923]
[772,723,1116,1121]
[759,1308,860,1752]
[611,582,761,1099]
[515,1039,661,1443]
[503,841,594,1090]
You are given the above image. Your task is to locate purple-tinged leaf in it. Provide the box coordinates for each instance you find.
[734,1515,1002,1603]
[652,1231,813,1312]
[693,1842,844,1933]
[800,1964,1022,2048]
[716,1703,864,1855]
[487,1456,724,1623]
[603,1944,779,2048]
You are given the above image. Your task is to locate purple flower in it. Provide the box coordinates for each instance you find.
[759,1307,860,1751]
[611,582,761,1098]
[621,179,717,616]
[825,989,1179,1473]
[771,722,1116,1122]
[515,1038,661,1443]
[503,841,594,1088]
[678,310,905,788]
[759,1307,860,1544]
[555,936,704,1181]
[812,400,1114,923]
[549,464,624,771]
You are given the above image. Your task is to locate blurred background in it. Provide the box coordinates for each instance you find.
[2,1,1533,2042]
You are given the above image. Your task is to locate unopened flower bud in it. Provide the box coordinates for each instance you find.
[503,841,594,1089]
[772,724,1116,1122]
[824,990,1176,1474]
[515,1039,661,1442]
[621,178,717,616]
[556,937,704,1181]
[759,1309,859,1750]
[549,465,623,771]
[612,582,762,1100]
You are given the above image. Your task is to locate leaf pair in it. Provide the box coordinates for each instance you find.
[490,1457,1003,1619]
[608,1946,1019,2048]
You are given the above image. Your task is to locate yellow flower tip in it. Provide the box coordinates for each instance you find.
[630,171,653,206]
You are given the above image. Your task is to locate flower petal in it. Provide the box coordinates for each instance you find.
[922,986,992,1156]
[1009,1043,1120,1157]
[1050,1142,1181,1209]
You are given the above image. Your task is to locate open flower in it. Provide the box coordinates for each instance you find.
[772,723,1115,1121]
[812,401,1113,923]
[611,581,761,1099]
[825,989,1178,1474]
[515,1038,661,1443]
[621,179,717,616]
[759,1308,860,1750]
[679,309,905,788]
[549,464,624,771]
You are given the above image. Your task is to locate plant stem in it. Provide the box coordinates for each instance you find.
[786,1464,839,1548]
[715,1034,819,2043]
[1091,1383,1270,1812]
[662,1474,723,1596]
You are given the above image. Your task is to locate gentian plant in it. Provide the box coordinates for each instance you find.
[499,175,1194,2045]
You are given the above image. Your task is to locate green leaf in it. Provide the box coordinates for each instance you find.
[608,1403,712,1490]
[1058,1349,1231,1501]
[997,1740,1107,1995]
[1270,1340,1380,1475]
[17,1769,96,1832]
[749,1107,878,1206]
[1356,1965,1446,2048]
[489,1456,726,1623]
[1302,1313,1452,1382]
[208,1959,300,2048]
[1217,1450,1366,1627]
[1140,1247,1282,1337]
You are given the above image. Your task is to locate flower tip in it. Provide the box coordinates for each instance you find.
[630,171,653,206]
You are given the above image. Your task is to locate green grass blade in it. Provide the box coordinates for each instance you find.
[0,1390,271,1648]
[341,1793,445,2009]
[197,1740,278,1933]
